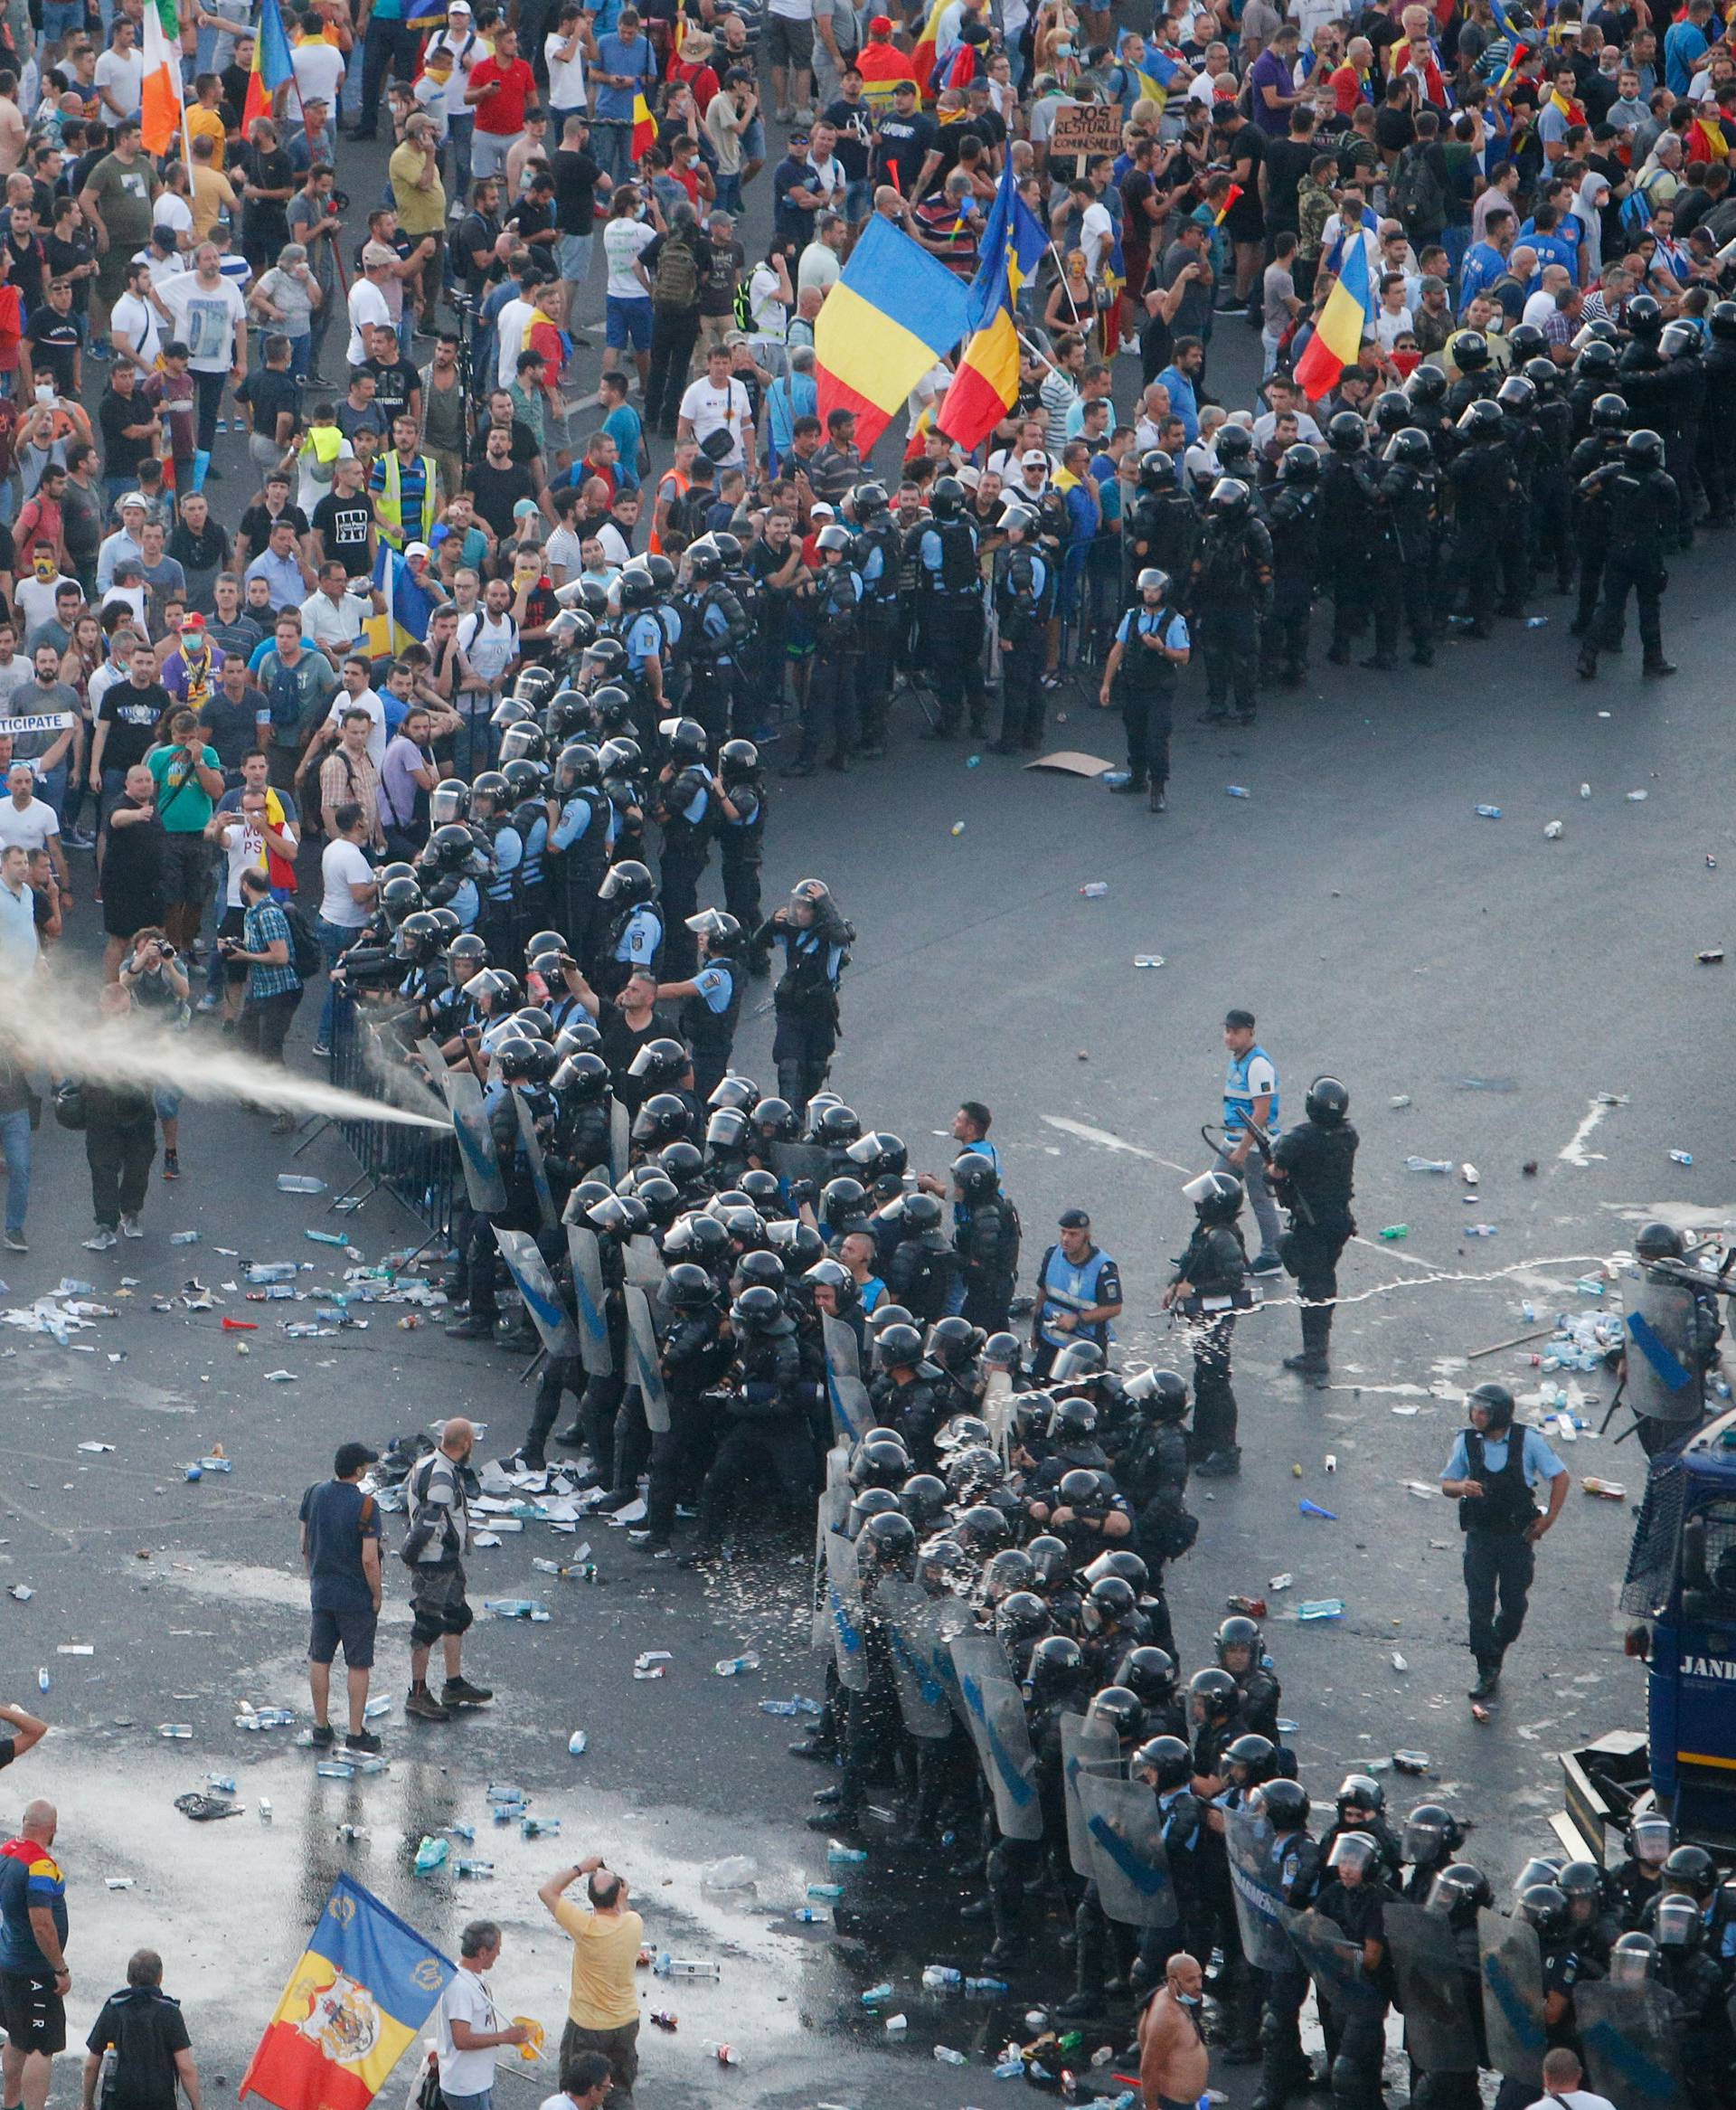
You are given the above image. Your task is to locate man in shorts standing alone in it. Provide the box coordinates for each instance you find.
[0,1800,70,2110]
[298,1442,386,1756]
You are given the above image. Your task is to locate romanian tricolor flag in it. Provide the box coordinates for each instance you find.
[936,159,1047,453]
[631,91,656,163]
[242,0,296,132]
[1690,112,1730,162]
[815,212,969,453]
[1549,84,1585,124]
[240,1877,456,2110]
[1293,229,1376,402]
[908,0,948,94]
[140,0,184,155]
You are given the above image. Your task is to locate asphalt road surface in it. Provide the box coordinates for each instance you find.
[5,111,1731,2110]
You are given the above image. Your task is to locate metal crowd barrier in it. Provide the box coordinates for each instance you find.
[316,1005,460,1260]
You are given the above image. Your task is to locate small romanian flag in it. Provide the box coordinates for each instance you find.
[631,92,656,163]
[242,0,296,131]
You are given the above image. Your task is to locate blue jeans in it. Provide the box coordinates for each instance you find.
[0,1105,29,1236]
[316,914,356,1048]
[42,0,82,38]
[591,118,633,185]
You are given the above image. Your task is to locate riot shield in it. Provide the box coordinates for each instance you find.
[822,1312,873,1441]
[1477,1908,1546,2088]
[812,1449,852,1650]
[770,1139,829,1186]
[1074,1771,1177,1928]
[623,1233,665,1292]
[1224,1803,1297,1972]
[824,1529,869,1692]
[623,1284,670,1435]
[563,1222,613,1377]
[514,1093,560,1231]
[450,1099,509,1215]
[492,1230,580,1359]
[609,1098,629,1182]
[1282,1905,1385,2015]
[948,1632,1043,1841]
[1061,1712,1122,1879]
[1385,1902,1478,2074]
[876,1575,955,1739]
[1574,1981,1686,2110]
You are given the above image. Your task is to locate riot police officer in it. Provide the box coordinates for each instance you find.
[1439,1381,1570,1702]
[1576,429,1679,680]
[1122,448,1200,592]
[786,524,863,778]
[1567,393,1630,640]
[1263,444,1321,687]
[1698,302,1736,525]
[1269,1075,1357,1377]
[1190,479,1272,724]
[1447,400,1518,639]
[1165,1171,1249,1479]
[910,475,986,741]
[654,908,744,1104]
[1099,568,1190,812]
[650,716,713,978]
[1376,431,1439,667]
[547,741,610,969]
[712,739,766,948]
[593,858,663,996]
[1618,1221,1722,1457]
[991,504,1053,754]
[755,876,854,1119]
[950,1151,1020,1331]
[1319,413,1380,667]
[678,541,751,744]
[850,481,903,757]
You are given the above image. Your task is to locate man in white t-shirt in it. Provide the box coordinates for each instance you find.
[1523,2048,1615,2110]
[287,32,345,138]
[544,8,589,118]
[797,213,844,295]
[153,243,248,464]
[766,0,816,123]
[439,1922,531,2110]
[315,801,377,1050]
[0,763,62,874]
[675,343,754,467]
[313,658,389,769]
[110,261,163,375]
[345,251,395,365]
[424,3,490,160]
[94,21,146,123]
[457,578,523,706]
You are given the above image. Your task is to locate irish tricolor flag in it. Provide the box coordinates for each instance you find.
[141,0,184,156]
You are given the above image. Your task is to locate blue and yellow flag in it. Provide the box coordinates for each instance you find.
[240,1876,456,2110]
[937,163,1049,451]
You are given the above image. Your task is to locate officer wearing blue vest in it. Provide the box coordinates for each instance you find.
[910,475,986,741]
[593,859,663,997]
[470,770,521,963]
[1439,1381,1569,1705]
[656,907,743,1104]
[1216,1008,1284,1273]
[755,875,853,1119]
[919,1100,1002,1229]
[1031,1208,1123,1383]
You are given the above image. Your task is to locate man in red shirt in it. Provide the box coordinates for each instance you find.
[466,26,537,185]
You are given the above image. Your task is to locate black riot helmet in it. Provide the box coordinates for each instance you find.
[1662,1844,1717,1902]
[1636,1220,1686,1262]
[1467,1380,1514,1433]
[1026,1632,1088,1707]
[391,909,442,962]
[950,1150,1001,1202]
[929,474,966,519]
[1627,291,1664,338]
[1049,1338,1106,1386]
[1336,1773,1386,1819]
[820,1176,872,1236]
[1371,389,1411,436]
[873,1321,925,1374]
[729,1283,788,1336]
[1048,1395,1099,1446]
[996,1590,1052,1649]
[1625,428,1665,470]
[1060,1465,1108,1510]
[851,479,889,518]
[1495,373,1536,415]
[1401,1803,1464,1869]
[1024,1535,1072,1591]
[630,1093,692,1147]
[1306,1075,1349,1125]
[1574,339,1620,383]
[953,1502,1012,1555]
[658,1139,707,1191]
[1189,1666,1240,1726]
[1260,1778,1312,1832]
[1224,1733,1278,1788]
[661,1211,730,1268]
[1185,1169,1243,1224]
[846,1486,901,1537]
[1279,441,1321,485]
[1215,1614,1263,1670]
[1505,321,1548,362]
[1326,1831,1381,1880]
[1513,1856,1565,1897]
[1590,391,1629,432]
[1609,1931,1658,1985]
[898,1190,944,1236]
[1209,476,1252,519]
[717,738,761,787]
[1515,1883,1571,1942]
[1711,299,1736,342]
[598,858,656,906]
[704,1105,750,1155]
[429,777,471,828]
[812,1102,863,1150]
[1085,1683,1146,1743]
[1136,566,1170,598]
[685,907,742,953]
[627,1036,691,1091]
[380,873,425,928]
[947,1446,1005,1502]
[1125,1366,1190,1421]
[1082,1575,1137,1632]
[1326,411,1367,453]
[898,1471,948,1529]
[937,1411,993,1454]
[1428,1862,1493,1917]
[863,1508,918,1565]
[1650,1891,1704,1951]
[708,1074,760,1112]
[439,926,488,970]
[1114,1645,1176,1709]
[1523,356,1559,396]
[1131,1734,1193,1792]
[552,1050,609,1102]
[469,769,511,818]
[1458,398,1505,440]
[1137,447,1178,490]
[630,1172,681,1229]
[1557,1859,1607,1915]
[1449,328,1489,372]
[751,1096,799,1143]
[1215,424,1254,468]
[1405,364,1447,409]
[1082,1549,1148,1594]
[661,1261,721,1311]
[1383,428,1434,468]
[925,1315,985,1371]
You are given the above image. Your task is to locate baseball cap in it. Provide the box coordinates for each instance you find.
[183,612,205,629]
[513,498,541,519]
[809,501,835,517]
[406,540,432,561]
[362,241,397,268]
[335,1441,380,1477]
[1058,1208,1091,1229]
[1419,272,1447,294]
[869,11,892,26]
[1022,448,1049,468]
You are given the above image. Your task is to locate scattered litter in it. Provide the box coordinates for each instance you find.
[1226,785,1250,799]
[827,1842,869,1864]
[1392,1652,1409,1672]
[1379,1225,1409,1241]
[157,1725,193,1738]
[264,1370,298,1383]
[701,1856,757,1890]
[1524,616,1550,629]
[1696,950,1724,966]
[9,1585,33,1602]
[1403,1481,1438,1499]
[568,1730,588,1756]
[1078,883,1109,898]
[1463,1225,1499,1237]
[1394,1751,1431,1774]
[949,822,965,837]
[1475,805,1503,818]
[1669,1150,1694,1166]
[173,1793,241,1821]
[276,1176,326,1194]
[653,1955,721,1981]
[634,1651,673,1670]
[1580,784,1591,799]
[77,1442,115,1454]
[882,2014,908,2032]
[1389,1095,1411,1109]
[1269,1574,1293,1592]
[1626,790,1648,802]
[56,1643,93,1655]
[413,1836,449,1875]
[104,1878,134,1890]
[483,1599,551,1621]
[1543,821,1563,839]
[169,1232,201,1246]
[714,1654,760,1676]
[1298,1500,1336,1520]
[1404,1158,1453,1174]
[933,2048,967,2066]
[1133,955,1165,969]
[1581,1479,1626,1500]
[1297,1599,1344,1621]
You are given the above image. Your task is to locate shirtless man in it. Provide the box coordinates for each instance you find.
[1138,1953,1211,2110]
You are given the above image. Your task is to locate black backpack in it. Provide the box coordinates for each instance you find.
[281,904,325,980]
[1392,144,1444,233]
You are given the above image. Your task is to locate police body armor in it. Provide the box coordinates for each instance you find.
[1457,1429,1538,1537]
[1266,484,1320,597]
[923,516,980,601]
[1378,462,1437,565]
[1125,489,1199,582]
[1318,454,1377,556]
[854,518,902,611]
[680,951,742,1065]
[1194,516,1273,605]
[996,547,1046,646]
[812,563,862,648]
[1118,604,1184,698]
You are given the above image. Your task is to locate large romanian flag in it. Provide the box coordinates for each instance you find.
[240,1877,456,2110]
[936,160,1046,452]
[1293,229,1377,401]
[814,212,969,453]
[140,0,184,155]
[242,0,296,131]
[907,0,948,93]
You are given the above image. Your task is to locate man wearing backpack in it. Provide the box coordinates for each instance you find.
[641,206,710,438]
[1392,110,1448,252]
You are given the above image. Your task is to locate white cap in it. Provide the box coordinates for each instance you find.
[1021,449,1048,468]
[405,541,432,561]
[118,492,146,510]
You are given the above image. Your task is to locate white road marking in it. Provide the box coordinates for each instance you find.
[1040,1114,1193,1176]
[1559,1099,1613,1166]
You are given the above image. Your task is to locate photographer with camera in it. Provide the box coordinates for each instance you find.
[116,928,191,1179]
